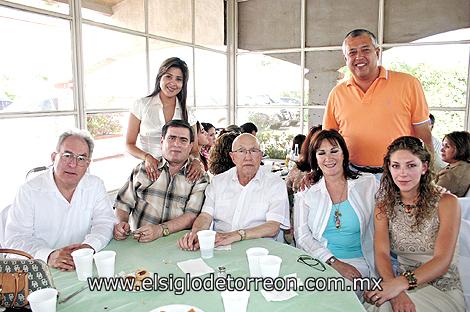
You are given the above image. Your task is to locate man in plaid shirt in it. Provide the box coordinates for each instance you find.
[113,119,209,243]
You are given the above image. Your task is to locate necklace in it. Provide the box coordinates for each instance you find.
[330,181,347,230]
[398,200,417,214]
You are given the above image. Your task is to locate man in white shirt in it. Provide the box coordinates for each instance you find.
[4,130,115,271]
[178,133,290,250]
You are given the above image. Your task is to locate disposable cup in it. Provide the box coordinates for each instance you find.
[245,247,269,277]
[197,230,216,259]
[221,290,250,312]
[93,250,116,278]
[27,288,58,312]
[259,255,282,278]
[71,248,94,281]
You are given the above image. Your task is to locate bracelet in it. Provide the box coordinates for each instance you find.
[401,271,418,290]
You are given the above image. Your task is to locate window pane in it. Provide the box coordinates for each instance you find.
[195,107,228,129]
[429,110,466,143]
[195,0,226,51]
[82,25,147,110]
[238,0,300,50]
[148,0,192,43]
[236,107,300,159]
[5,0,69,14]
[86,112,139,191]
[382,43,469,108]
[306,0,378,47]
[0,7,73,113]
[81,0,144,32]
[0,116,75,209]
[237,53,302,108]
[148,40,194,106]
[195,49,227,110]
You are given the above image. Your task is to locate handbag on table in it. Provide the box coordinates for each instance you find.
[0,248,55,308]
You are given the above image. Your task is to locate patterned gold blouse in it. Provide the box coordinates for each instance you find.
[388,201,462,292]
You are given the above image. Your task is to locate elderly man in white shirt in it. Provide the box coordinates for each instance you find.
[178,133,290,250]
[4,129,115,271]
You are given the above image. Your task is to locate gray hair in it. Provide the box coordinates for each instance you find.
[56,129,94,157]
[231,133,260,151]
[342,29,378,55]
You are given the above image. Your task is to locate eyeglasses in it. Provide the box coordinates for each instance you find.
[60,152,90,167]
[232,148,263,156]
[297,255,326,272]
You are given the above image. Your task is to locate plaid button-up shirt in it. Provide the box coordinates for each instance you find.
[114,157,209,228]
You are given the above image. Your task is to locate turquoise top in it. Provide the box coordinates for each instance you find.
[324,199,363,259]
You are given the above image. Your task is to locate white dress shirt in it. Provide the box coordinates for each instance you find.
[202,167,290,232]
[4,168,115,262]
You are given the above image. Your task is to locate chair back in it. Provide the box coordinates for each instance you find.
[25,166,48,181]
[458,198,470,310]
[0,205,10,249]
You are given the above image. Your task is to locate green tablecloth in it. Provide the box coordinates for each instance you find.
[53,231,365,311]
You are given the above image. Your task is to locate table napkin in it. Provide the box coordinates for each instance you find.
[260,273,299,302]
[214,244,231,251]
[177,258,215,277]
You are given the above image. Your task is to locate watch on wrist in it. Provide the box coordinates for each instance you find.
[161,223,170,237]
[326,256,337,266]
[237,229,246,241]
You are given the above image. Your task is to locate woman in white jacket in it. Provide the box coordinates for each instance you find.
[294,129,377,283]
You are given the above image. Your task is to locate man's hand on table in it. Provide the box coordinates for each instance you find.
[133,224,163,243]
[114,221,130,240]
[215,231,239,247]
[178,231,199,251]
[48,243,94,271]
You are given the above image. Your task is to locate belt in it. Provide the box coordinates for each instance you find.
[351,163,384,174]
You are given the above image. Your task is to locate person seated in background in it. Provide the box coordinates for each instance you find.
[429,114,447,170]
[5,130,115,271]
[240,122,258,136]
[208,131,240,176]
[286,134,306,192]
[364,136,464,311]
[435,131,470,197]
[178,133,290,250]
[201,122,216,160]
[114,120,209,243]
[218,124,241,136]
[294,130,376,286]
[195,121,210,171]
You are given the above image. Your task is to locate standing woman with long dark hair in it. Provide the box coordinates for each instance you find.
[126,57,203,181]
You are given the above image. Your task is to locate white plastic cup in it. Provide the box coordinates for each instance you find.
[259,255,282,278]
[221,290,250,312]
[27,288,58,312]
[71,248,94,281]
[93,250,116,278]
[197,230,216,259]
[245,247,269,277]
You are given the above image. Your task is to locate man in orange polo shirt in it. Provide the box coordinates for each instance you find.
[323,29,433,173]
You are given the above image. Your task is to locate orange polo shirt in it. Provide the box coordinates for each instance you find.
[323,66,430,167]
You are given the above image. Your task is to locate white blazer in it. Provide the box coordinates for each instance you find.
[294,173,377,276]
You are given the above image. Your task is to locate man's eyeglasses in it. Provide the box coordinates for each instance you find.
[232,148,263,156]
[60,152,90,167]
[297,255,326,272]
